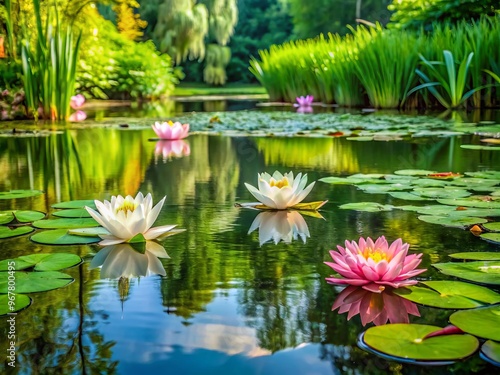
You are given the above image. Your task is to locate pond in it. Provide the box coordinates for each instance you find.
[0,111,500,374]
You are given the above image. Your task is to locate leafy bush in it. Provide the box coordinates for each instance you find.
[0,59,22,89]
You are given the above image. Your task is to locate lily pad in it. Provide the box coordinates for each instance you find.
[394,169,437,176]
[68,227,110,237]
[450,305,500,341]
[32,218,98,229]
[466,171,500,179]
[319,177,361,185]
[481,340,500,367]
[461,145,500,151]
[484,222,500,232]
[0,294,32,315]
[480,233,500,245]
[450,178,500,187]
[433,261,500,285]
[13,210,46,223]
[394,281,500,309]
[388,192,430,201]
[0,190,43,199]
[30,229,100,245]
[412,188,471,199]
[416,205,459,215]
[0,211,14,225]
[52,208,92,218]
[417,215,487,228]
[360,324,479,362]
[339,202,394,212]
[411,179,449,187]
[438,199,500,209]
[0,271,73,293]
[0,226,34,239]
[0,253,82,271]
[358,184,409,193]
[449,252,500,261]
[51,200,96,209]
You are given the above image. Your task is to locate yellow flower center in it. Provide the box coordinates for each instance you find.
[167,121,174,127]
[116,200,138,216]
[269,177,290,189]
[360,247,389,263]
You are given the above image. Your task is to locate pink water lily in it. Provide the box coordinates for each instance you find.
[294,95,314,107]
[70,94,85,109]
[332,285,420,326]
[325,236,426,293]
[152,121,189,140]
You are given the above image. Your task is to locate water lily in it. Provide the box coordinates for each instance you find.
[68,110,87,122]
[294,95,314,107]
[154,140,191,162]
[85,192,176,246]
[70,94,85,109]
[152,120,189,140]
[248,210,310,245]
[89,241,168,279]
[325,236,426,293]
[332,285,420,326]
[244,171,315,210]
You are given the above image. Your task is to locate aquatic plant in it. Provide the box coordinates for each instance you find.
[325,236,426,293]
[244,171,315,210]
[152,121,190,140]
[85,192,176,245]
[294,95,314,107]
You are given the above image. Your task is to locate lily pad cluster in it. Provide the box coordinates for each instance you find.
[320,170,500,241]
[0,253,82,315]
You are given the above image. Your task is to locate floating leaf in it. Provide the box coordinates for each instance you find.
[52,208,92,218]
[0,294,31,315]
[0,211,14,225]
[235,201,328,211]
[394,281,500,309]
[481,340,500,367]
[339,202,394,212]
[438,199,500,209]
[484,223,500,232]
[0,253,82,271]
[360,324,479,362]
[30,229,100,245]
[481,138,500,144]
[346,136,373,141]
[433,261,500,285]
[0,271,73,293]
[416,205,458,215]
[32,218,98,229]
[450,178,500,187]
[450,305,500,341]
[0,190,43,199]
[465,171,500,179]
[394,169,437,176]
[449,252,500,261]
[411,179,449,187]
[358,184,409,194]
[13,210,45,223]
[68,227,110,237]
[427,172,462,179]
[461,145,500,151]
[51,200,96,209]
[388,192,429,201]
[412,188,471,199]
[480,233,500,245]
[319,177,361,185]
[417,215,487,228]
[0,226,34,239]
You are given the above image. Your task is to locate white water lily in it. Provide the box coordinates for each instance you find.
[85,192,176,246]
[89,241,168,279]
[248,211,310,245]
[244,171,315,209]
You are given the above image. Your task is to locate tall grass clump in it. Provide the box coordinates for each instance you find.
[21,0,81,121]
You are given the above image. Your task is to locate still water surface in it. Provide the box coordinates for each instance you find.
[0,127,499,374]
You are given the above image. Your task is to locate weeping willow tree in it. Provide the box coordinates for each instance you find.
[153,0,237,85]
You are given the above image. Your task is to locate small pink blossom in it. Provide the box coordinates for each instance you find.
[325,236,426,293]
[70,94,86,109]
[69,110,87,122]
[152,121,189,140]
[294,95,314,107]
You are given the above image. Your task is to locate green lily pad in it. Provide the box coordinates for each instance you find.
[394,281,500,309]
[433,261,500,285]
[450,305,500,341]
[480,233,500,245]
[319,177,361,185]
[13,210,45,223]
[346,136,373,141]
[481,340,500,366]
[68,227,110,237]
[418,215,487,228]
[0,294,32,315]
[361,324,479,362]
[388,192,430,201]
[484,222,500,232]
[339,202,394,212]
[449,252,500,261]
[52,208,92,218]
[0,271,73,293]
[30,229,100,245]
[32,218,98,229]
[447,208,500,217]
[0,211,14,224]
[466,171,500,179]
[51,200,97,209]
[0,226,34,239]
[410,179,449,187]
[348,173,385,180]
[438,198,500,209]
[416,205,459,215]
[450,178,500,188]
[0,190,43,199]
[461,145,500,151]
[394,169,437,176]
[0,253,82,271]
[412,188,471,199]
[358,184,408,193]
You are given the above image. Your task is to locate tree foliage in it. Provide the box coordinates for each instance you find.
[113,0,147,41]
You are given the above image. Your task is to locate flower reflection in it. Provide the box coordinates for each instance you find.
[154,140,191,162]
[248,210,310,245]
[89,241,169,279]
[332,285,420,326]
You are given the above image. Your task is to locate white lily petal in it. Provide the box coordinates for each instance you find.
[144,224,177,240]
